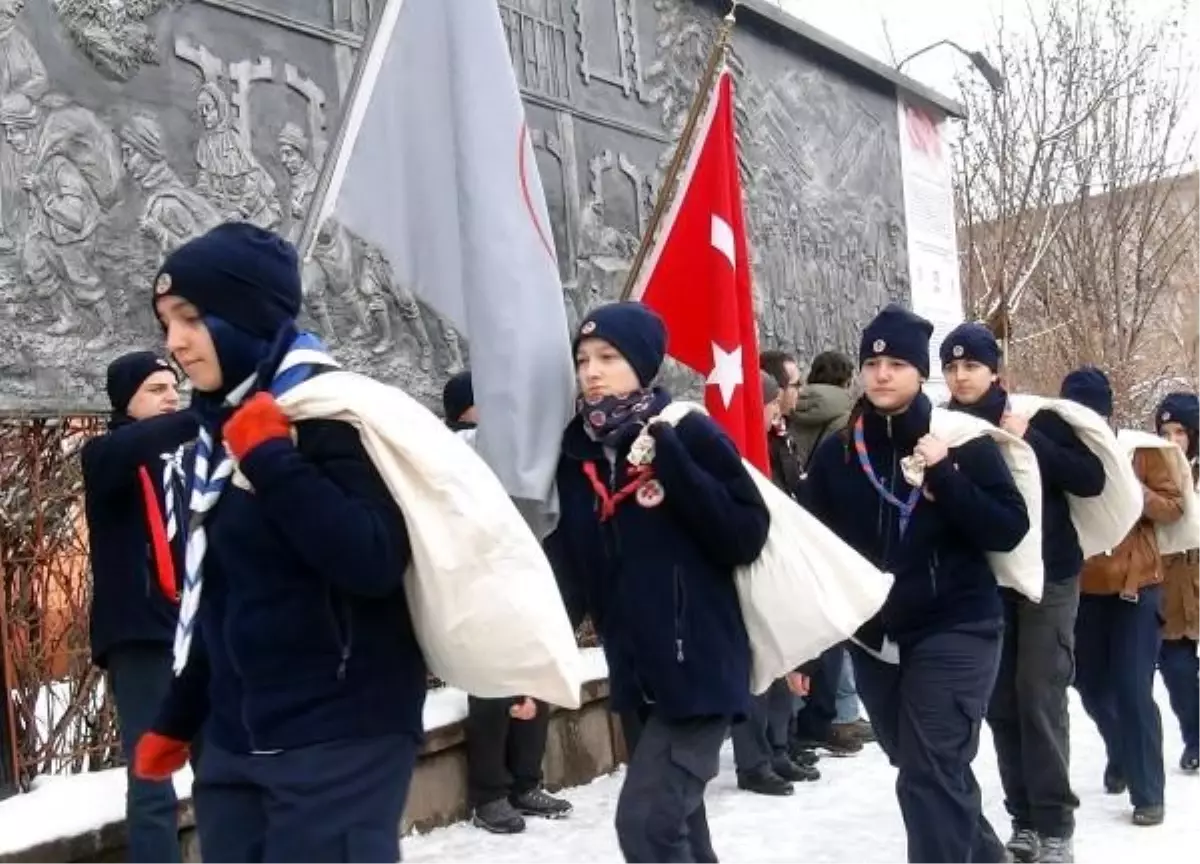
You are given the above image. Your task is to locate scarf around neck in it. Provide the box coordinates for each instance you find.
[949,383,1009,427]
[578,387,671,449]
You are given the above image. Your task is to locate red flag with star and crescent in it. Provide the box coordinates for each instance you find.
[631,68,769,475]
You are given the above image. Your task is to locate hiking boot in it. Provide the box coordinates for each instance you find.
[1181,745,1199,773]
[1039,835,1074,863]
[840,715,878,744]
[1132,805,1164,826]
[1005,827,1040,863]
[510,788,572,819]
[771,755,820,783]
[796,725,863,757]
[472,798,526,834]
[736,766,794,796]
[1103,763,1127,795]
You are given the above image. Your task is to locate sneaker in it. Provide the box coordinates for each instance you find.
[473,799,526,834]
[1132,805,1164,826]
[771,755,820,783]
[736,766,794,796]
[1005,827,1040,863]
[1039,835,1073,863]
[510,788,572,819]
[1103,763,1127,795]
[1181,746,1199,773]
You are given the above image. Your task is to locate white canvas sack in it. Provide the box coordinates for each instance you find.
[926,408,1045,602]
[640,402,893,694]
[1117,429,1200,555]
[1008,394,1142,558]
[277,370,584,708]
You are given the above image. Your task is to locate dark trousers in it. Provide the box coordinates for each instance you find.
[1159,637,1199,752]
[1074,588,1165,808]
[618,710,721,863]
[730,678,792,775]
[108,643,183,864]
[465,696,550,807]
[986,578,1080,838]
[793,647,844,743]
[192,734,418,863]
[851,626,1006,864]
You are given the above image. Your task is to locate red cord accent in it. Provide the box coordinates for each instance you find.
[581,461,653,522]
[137,465,179,603]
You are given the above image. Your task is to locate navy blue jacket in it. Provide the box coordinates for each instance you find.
[156,418,428,753]
[546,404,770,722]
[82,412,198,668]
[804,394,1029,645]
[949,386,1105,580]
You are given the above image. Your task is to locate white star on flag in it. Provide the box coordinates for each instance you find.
[707,342,743,409]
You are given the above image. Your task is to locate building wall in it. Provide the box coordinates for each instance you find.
[0,0,911,413]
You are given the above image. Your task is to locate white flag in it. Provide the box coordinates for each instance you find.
[309,0,574,522]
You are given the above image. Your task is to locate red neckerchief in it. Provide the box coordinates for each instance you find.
[581,461,654,522]
[136,465,180,603]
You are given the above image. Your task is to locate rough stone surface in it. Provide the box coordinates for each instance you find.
[0,0,908,413]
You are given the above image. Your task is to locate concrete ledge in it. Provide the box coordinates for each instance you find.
[0,680,623,863]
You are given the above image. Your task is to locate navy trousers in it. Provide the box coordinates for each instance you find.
[793,647,844,744]
[1159,637,1199,754]
[851,625,1006,863]
[730,678,793,775]
[1074,588,1165,808]
[108,643,183,864]
[617,710,723,863]
[193,734,418,863]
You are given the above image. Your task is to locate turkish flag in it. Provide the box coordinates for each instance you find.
[631,69,769,475]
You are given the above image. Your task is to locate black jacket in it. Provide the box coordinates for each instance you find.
[81,412,198,667]
[804,394,1029,645]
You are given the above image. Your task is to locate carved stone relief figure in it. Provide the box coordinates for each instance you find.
[574,148,644,320]
[0,0,46,251]
[2,92,120,349]
[52,0,174,81]
[194,82,281,229]
[119,113,220,256]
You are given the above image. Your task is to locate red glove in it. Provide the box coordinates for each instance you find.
[223,392,291,461]
[134,731,189,780]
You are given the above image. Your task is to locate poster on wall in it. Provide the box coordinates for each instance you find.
[897,96,964,403]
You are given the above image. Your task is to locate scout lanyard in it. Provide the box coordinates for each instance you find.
[853,416,922,536]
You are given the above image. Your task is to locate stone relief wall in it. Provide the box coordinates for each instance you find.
[0,0,908,413]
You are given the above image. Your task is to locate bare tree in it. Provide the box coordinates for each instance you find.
[953,0,1196,422]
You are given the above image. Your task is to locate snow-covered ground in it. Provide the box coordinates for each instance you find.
[407,686,1200,862]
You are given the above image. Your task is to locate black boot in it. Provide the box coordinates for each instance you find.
[472,799,526,834]
[1132,805,1164,827]
[510,788,572,819]
[736,766,794,796]
[771,755,820,782]
[1103,763,1127,795]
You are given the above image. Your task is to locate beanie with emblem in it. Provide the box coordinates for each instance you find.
[106,351,177,418]
[940,322,1001,372]
[1156,391,1199,460]
[573,302,667,388]
[859,303,934,378]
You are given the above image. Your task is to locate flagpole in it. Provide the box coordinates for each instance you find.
[619,1,739,301]
[294,0,407,263]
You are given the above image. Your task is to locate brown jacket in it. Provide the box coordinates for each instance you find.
[1161,549,1199,641]
[1080,448,1184,598]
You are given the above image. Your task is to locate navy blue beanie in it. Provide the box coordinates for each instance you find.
[1156,392,1198,457]
[859,303,933,378]
[442,370,474,424]
[106,351,176,414]
[573,302,667,387]
[1060,366,1113,418]
[940,322,1000,372]
[152,222,302,340]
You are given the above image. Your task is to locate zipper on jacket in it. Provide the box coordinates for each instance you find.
[327,590,353,681]
[222,612,259,751]
[673,567,686,663]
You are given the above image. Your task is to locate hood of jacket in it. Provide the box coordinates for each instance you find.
[792,384,853,430]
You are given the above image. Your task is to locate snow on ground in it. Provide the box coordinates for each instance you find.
[406,686,1200,863]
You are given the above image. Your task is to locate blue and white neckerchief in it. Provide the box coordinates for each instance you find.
[172,331,339,675]
[160,447,187,542]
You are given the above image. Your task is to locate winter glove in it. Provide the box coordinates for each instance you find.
[222,392,292,461]
[134,731,189,780]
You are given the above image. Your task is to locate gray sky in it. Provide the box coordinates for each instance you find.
[777,0,1198,166]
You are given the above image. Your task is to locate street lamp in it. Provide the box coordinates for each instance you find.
[897,39,1005,93]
